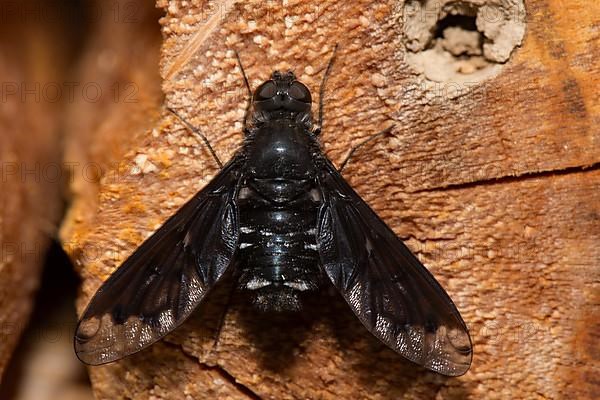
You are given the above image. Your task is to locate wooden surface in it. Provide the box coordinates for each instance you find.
[0,2,66,378]
[63,0,599,398]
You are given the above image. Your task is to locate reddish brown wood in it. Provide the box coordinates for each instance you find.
[64,0,599,398]
[0,2,66,377]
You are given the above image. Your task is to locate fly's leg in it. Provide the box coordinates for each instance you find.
[205,281,236,362]
[234,50,253,135]
[167,107,224,168]
[314,44,339,136]
[339,126,394,173]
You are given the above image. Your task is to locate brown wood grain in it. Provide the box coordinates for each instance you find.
[64,0,600,398]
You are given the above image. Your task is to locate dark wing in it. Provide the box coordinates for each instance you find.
[316,159,472,376]
[74,159,242,365]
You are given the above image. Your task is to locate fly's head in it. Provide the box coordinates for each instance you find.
[252,71,312,121]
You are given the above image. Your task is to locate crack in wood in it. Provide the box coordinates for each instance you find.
[162,340,262,400]
[411,162,600,193]
[164,0,239,81]
[208,362,263,400]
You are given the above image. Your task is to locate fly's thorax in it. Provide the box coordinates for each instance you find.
[244,119,320,181]
[245,178,315,204]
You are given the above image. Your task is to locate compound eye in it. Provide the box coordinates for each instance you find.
[254,81,277,101]
[288,81,311,103]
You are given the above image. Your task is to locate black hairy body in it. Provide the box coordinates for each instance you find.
[237,118,324,311]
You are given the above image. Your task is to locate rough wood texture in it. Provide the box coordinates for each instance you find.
[64,0,599,398]
[60,0,164,244]
[0,2,65,378]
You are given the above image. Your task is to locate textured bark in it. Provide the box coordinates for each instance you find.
[60,0,164,243]
[64,0,599,399]
[0,2,66,378]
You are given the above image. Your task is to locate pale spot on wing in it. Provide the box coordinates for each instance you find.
[343,279,471,376]
[157,309,175,330]
[183,231,192,247]
[309,188,321,201]
[76,274,210,365]
[77,313,169,364]
[304,243,318,250]
[238,187,251,199]
[365,237,374,254]
[375,314,392,339]
[393,320,472,376]
[183,274,204,311]
[77,316,101,339]
[348,284,363,314]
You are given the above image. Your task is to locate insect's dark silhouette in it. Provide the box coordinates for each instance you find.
[74,48,473,376]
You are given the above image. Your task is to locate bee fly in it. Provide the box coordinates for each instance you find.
[74,47,472,376]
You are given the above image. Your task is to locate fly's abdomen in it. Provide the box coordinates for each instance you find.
[236,179,322,310]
